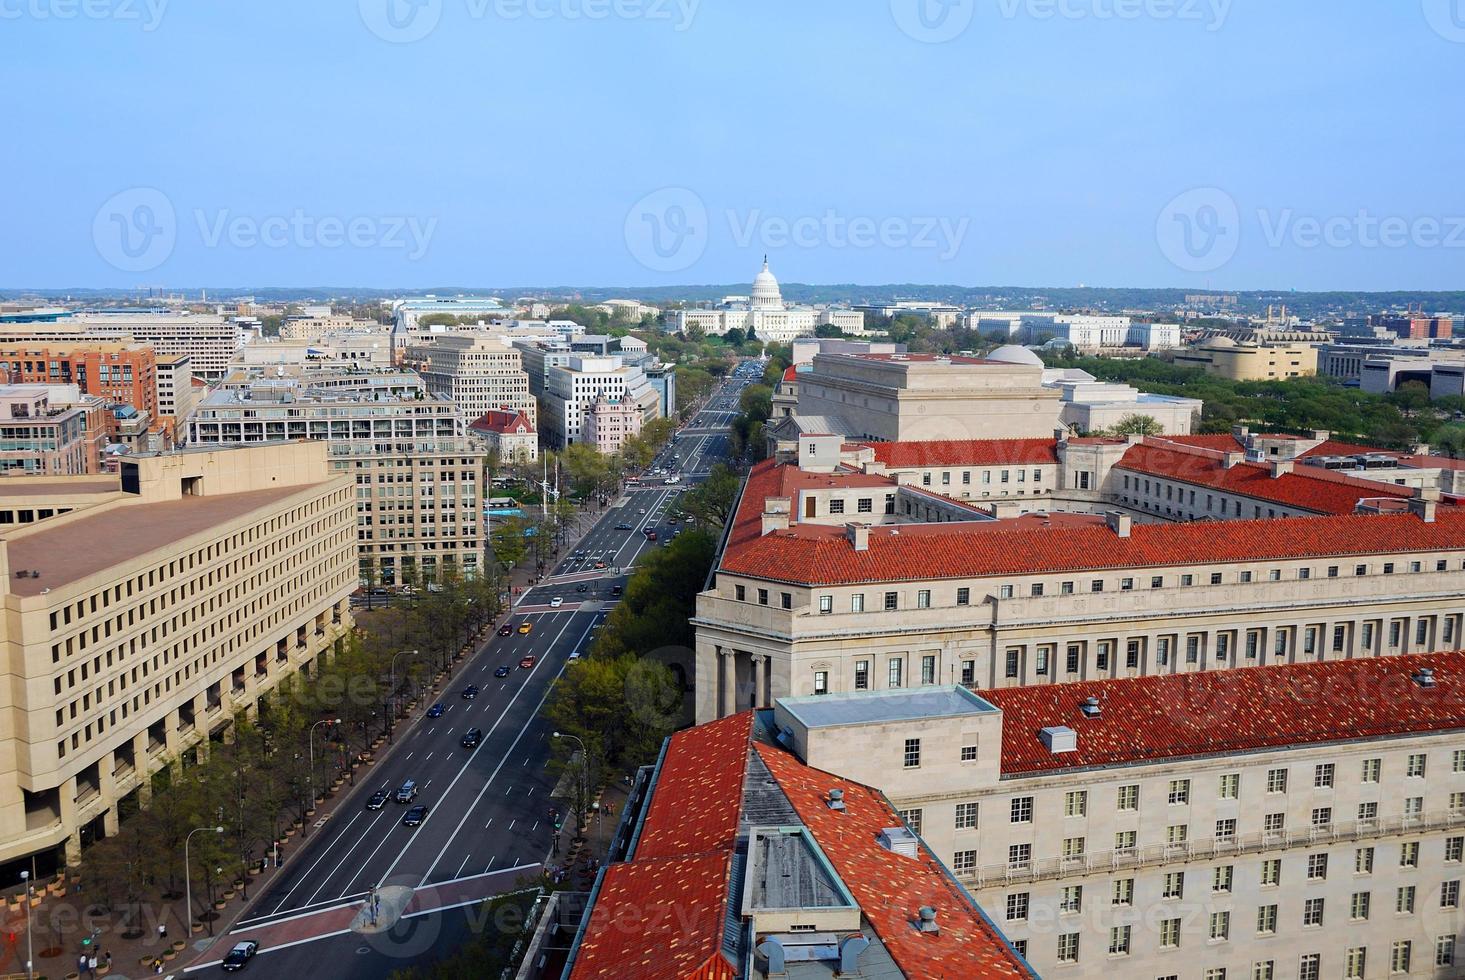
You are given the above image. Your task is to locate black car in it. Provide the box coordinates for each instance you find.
[365,790,388,810]
[426,703,445,718]
[498,624,513,637]
[402,804,428,827]
[221,940,258,971]
[461,727,483,748]
[461,685,479,700]
[494,665,511,678]
[576,584,588,593]
[614,523,633,531]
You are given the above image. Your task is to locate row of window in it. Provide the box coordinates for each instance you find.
[1023,930,1445,975]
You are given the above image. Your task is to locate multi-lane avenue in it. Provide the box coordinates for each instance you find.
[184,361,762,976]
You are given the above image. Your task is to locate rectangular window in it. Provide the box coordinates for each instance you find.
[1357,846,1375,874]
[1168,779,1190,805]
[955,587,970,606]
[1351,891,1371,920]
[1397,885,1416,914]
[1401,841,1420,867]
[1407,753,1427,778]
[1215,818,1237,841]
[1004,649,1018,678]
[1059,885,1082,914]
[818,595,833,614]
[902,738,920,769]
[1056,933,1079,964]
[888,659,903,688]
[1117,785,1139,811]
[813,671,828,695]
[851,593,864,613]
[951,850,975,875]
[954,802,978,830]
[920,655,935,685]
[1442,880,1460,909]
[1219,773,1239,799]
[1209,910,1230,941]
[1260,859,1280,886]
[1213,864,1234,893]
[1392,941,1412,974]
[916,590,931,609]
[1159,918,1181,949]
[960,744,977,762]
[1064,790,1087,817]
[1307,853,1328,880]
[1266,768,1288,793]
[1345,948,1365,980]
[1256,904,1278,935]
[1299,954,1321,980]
[1007,843,1030,869]
[1108,925,1130,956]
[1303,897,1324,927]
[1361,757,1381,783]
[1005,892,1029,921]
[883,592,898,611]
[1439,936,1457,968]
[1162,871,1184,899]
[1112,878,1134,906]
[1010,797,1033,824]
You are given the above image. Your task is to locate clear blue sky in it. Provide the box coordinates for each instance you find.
[4,0,1463,291]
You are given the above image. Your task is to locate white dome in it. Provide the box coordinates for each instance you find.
[987,344,1044,367]
[750,257,783,310]
[1204,335,1239,349]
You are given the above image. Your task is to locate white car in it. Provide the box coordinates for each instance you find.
[549,596,564,608]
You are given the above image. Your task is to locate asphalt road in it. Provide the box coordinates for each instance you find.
[194,367,755,976]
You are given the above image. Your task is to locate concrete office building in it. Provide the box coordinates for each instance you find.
[539,355,660,449]
[188,376,482,585]
[1175,337,1320,380]
[402,335,535,427]
[0,442,355,867]
[153,354,199,439]
[581,394,643,454]
[758,654,1465,979]
[0,386,109,476]
[467,408,538,463]
[0,312,246,380]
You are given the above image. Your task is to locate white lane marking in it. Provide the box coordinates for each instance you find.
[264,810,366,914]
[298,810,387,908]
[374,613,590,888]
[455,854,471,879]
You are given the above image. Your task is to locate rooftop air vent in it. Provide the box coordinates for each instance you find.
[878,827,919,858]
[1040,725,1078,754]
[1080,696,1103,719]
[826,788,846,812]
[1414,667,1438,689]
[916,906,940,935]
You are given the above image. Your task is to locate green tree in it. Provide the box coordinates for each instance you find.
[676,462,740,528]
[1107,414,1164,437]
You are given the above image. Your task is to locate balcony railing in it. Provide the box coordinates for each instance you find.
[961,808,1465,888]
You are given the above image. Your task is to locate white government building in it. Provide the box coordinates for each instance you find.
[664,259,864,343]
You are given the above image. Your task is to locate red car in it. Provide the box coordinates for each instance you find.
[519,656,536,669]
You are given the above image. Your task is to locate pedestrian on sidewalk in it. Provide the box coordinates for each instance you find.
[104,950,112,971]
[154,956,164,974]
[88,952,98,977]
[78,953,87,977]
[158,920,168,941]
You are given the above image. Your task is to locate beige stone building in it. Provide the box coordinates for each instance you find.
[1175,337,1320,381]
[402,335,535,427]
[794,348,1063,442]
[771,652,1465,980]
[187,376,482,586]
[0,442,355,867]
[693,433,1458,724]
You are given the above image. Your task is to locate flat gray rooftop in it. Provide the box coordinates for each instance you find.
[749,829,850,912]
[780,686,996,730]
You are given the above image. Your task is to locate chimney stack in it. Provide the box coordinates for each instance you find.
[1222,452,1245,470]
[1411,487,1441,523]
[1270,460,1294,478]
[1105,511,1132,538]
[846,523,870,552]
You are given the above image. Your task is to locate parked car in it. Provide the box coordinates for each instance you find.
[461,727,483,748]
[402,804,428,827]
[426,703,444,718]
[394,780,418,804]
[365,790,388,810]
[221,940,259,971]
[461,685,479,700]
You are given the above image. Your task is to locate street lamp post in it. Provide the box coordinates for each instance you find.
[388,650,417,740]
[553,732,588,834]
[308,718,341,809]
[184,826,223,940]
[20,870,32,980]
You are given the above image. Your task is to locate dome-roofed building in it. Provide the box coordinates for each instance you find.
[986,344,1044,367]
[662,259,864,343]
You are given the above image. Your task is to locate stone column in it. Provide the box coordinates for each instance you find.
[751,655,763,710]
[719,649,735,718]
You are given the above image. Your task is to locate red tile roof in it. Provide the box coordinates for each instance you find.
[1117,440,1411,515]
[634,711,754,860]
[863,438,1059,469]
[571,852,737,980]
[756,744,1030,979]
[722,503,1463,586]
[986,652,1465,776]
[781,365,800,384]
[468,408,534,435]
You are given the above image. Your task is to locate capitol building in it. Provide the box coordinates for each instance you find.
[663,259,864,343]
